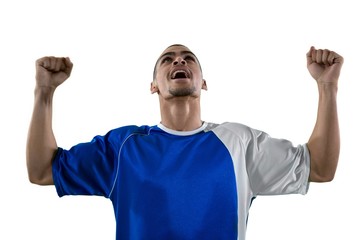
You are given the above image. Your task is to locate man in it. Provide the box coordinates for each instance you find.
[26,44,343,239]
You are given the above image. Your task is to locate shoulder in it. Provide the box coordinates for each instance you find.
[207,122,270,146]
[206,122,257,136]
[104,125,153,140]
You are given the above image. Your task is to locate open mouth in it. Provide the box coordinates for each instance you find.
[171,70,190,79]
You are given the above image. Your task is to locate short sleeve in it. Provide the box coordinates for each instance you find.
[245,128,310,196]
[52,133,119,198]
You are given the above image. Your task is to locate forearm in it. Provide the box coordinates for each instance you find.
[307,83,340,182]
[26,87,57,185]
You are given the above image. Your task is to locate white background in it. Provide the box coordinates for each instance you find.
[1,0,358,239]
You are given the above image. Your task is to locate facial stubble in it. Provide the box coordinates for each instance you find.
[168,86,196,97]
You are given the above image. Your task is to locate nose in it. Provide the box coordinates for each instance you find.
[173,57,187,66]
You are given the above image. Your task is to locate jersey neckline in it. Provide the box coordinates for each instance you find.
[157,122,208,136]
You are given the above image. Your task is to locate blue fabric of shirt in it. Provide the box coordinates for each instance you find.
[53,125,238,239]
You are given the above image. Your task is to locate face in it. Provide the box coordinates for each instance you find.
[151,44,207,99]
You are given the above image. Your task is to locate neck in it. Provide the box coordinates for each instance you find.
[159,96,202,131]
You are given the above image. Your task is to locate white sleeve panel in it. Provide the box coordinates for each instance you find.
[246,127,310,196]
[211,122,310,197]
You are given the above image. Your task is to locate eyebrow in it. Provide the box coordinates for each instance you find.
[158,50,198,62]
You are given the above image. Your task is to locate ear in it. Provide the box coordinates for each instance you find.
[150,81,159,94]
[201,79,208,91]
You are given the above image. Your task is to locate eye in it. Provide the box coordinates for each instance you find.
[161,57,172,64]
[184,55,195,61]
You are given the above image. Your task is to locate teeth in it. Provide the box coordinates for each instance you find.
[171,70,188,79]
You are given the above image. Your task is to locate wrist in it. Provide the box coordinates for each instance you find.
[34,86,56,102]
[317,82,338,96]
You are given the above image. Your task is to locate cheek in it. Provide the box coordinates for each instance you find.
[153,78,168,92]
[156,69,169,81]
[192,68,202,78]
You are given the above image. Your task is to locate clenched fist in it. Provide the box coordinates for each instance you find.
[35,57,73,90]
[306,46,344,85]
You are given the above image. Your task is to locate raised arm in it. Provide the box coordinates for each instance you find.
[26,57,73,185]
[306,46,344,182]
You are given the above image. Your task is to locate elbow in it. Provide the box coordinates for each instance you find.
[28,173,46,185]
[312,173,335,183]
[26,152,55,185]
[323,172,336,182]
[28,174,43,185]
[27,167,54,185]
[308,148,339,183]
[28,174,53,186]
[309,165,337,183]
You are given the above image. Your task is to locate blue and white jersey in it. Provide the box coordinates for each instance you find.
[53,122,310,240]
